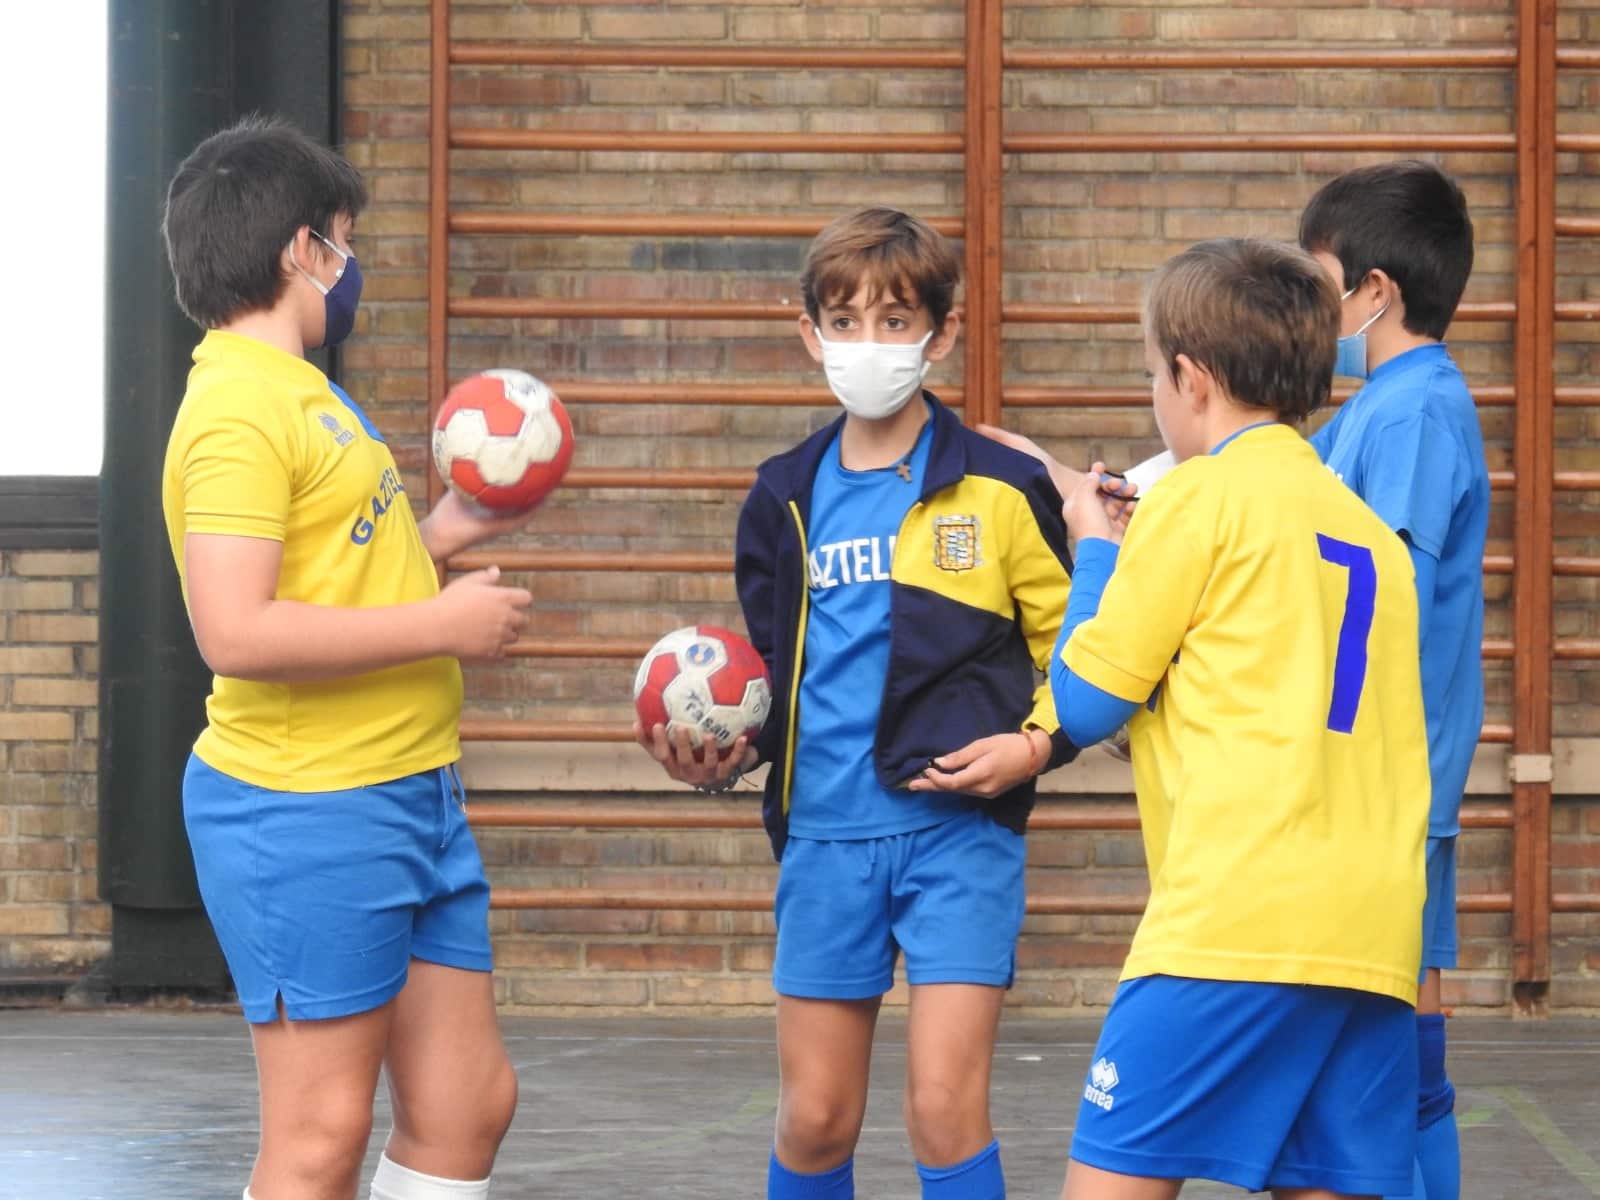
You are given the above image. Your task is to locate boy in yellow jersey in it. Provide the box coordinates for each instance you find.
[161,117,532,1200]
[1050,238,1430,1200]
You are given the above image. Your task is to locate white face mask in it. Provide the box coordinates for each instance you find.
[816,330,933,420]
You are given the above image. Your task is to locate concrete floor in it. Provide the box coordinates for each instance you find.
[1,1010,1597,1199]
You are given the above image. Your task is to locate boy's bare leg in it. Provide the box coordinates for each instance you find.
[774,995,881,1172]
[1275,1191,1376,1200]
[382,960,518,1181]
[249,1000,393,1200]
[1417,966,1442,1015]
[903,983,1005,1166]
[1059,1159,1183,1200]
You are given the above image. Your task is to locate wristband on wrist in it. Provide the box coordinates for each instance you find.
[1021,728,1051,776]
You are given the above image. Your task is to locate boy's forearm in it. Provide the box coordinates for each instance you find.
[200,597,447,683]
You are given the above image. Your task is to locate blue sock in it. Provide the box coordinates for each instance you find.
[1387,1014,1459,1200]
[768,1149,853,1199]
[916,1140,1004,1200]
[1416,1014,1460,1200]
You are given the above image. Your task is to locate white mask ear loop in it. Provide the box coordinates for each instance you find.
[309,229,350,282]
[1340,282,1390,337]
[287,238,331,297]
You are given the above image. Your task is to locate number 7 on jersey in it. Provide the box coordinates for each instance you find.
[1316,534,1376,735]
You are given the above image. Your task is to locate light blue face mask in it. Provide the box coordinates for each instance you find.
[1334,283,1391,380]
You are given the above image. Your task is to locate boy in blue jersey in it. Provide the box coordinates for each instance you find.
[1051,238,1431,1200]
[637,206,1078,1199]
[1300,160,1488,1200]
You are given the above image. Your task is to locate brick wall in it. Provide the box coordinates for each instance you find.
[0,550,106,973]
[4,0,1598,1012]
[327,0,1600,1012]
[337,0,1600,737]
[471,798,1600,1015]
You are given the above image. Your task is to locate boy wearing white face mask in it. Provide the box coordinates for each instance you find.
[1298,160,1488,1200]
[162,116,532,1200]
[639,206,1077,1199]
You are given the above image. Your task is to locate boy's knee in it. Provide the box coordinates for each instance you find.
[903,1079,980,1165]
[270,1090,374,1184]
[394,1055,519,1156]
[484,1057,519,1144]
[777,1089,862,1165]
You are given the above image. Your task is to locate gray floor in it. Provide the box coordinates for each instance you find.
[2,1010,1597,1199]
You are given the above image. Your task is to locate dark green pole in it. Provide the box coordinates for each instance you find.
[99,0,337,991]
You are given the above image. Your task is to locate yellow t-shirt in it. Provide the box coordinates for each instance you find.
[162,330,462,791]
[1063,423,1429,1004]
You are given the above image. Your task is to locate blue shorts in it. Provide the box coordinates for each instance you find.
[772,809,1026,999]
[1071,975,1417,1195]
[1421,835,1458,972]
[183,754,493,1024]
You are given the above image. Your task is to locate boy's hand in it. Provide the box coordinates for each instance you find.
[976,424,1086,497]
[432,566,532,659]
[907,729,1051,798]
[634,721,755,790]
[420,491,541,563]
[1064,462,1135,547]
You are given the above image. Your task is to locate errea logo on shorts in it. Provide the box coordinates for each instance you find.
[1084,1057,1119,1111]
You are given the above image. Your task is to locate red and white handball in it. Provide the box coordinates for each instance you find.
[432,369,575,513]
[634,625,772,758]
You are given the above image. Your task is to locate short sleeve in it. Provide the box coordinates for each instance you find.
[178,391,295,542]
[1061,466,1215,703]
[1355,412,1458,558]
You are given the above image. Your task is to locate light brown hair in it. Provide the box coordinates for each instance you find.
[801,206,961,328]
[1144,237,1339,422]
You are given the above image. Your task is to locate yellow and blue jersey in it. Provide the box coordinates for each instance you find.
[161,330,461,792]
[735,393,1077,859]
[1059,423,1430,1004]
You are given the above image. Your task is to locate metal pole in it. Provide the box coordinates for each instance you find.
[1510,0,1557,1011]
[428,0,451,516]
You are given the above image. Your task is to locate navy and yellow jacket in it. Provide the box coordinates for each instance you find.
[735,393,1079,859]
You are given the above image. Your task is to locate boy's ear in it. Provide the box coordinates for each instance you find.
[281,225,315,278]
[797,313,825,364]
[1173,352,1214,411]
[924,309,961,363]
[1365,267,1406,322]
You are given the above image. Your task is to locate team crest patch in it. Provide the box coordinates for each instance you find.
[318,412,355,447]
[932,514,983,573]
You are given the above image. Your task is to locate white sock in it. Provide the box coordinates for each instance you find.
[370,1153,490,1199]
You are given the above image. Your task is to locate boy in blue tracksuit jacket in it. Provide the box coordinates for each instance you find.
[639,206,1076,1200]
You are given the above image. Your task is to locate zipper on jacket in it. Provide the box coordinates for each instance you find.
[781,499,811,816]
[879,500,923,787]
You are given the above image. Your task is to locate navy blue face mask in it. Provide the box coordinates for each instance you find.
[292,229,363,348]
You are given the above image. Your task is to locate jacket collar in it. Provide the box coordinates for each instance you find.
[755,390,969,507]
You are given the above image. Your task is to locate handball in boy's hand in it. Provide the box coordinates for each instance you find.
[634,626,772,760]
[432,370,575,513]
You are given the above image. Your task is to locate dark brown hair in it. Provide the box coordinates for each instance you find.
[1145,238,1339,422]
[1299,159,1472,341]
[164,114,368,328]
[801,207,961,328]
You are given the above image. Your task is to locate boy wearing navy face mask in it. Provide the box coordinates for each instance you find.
[639,206,1078,1199]
[161,116,534,1200]
[1298,160,1489,1200]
